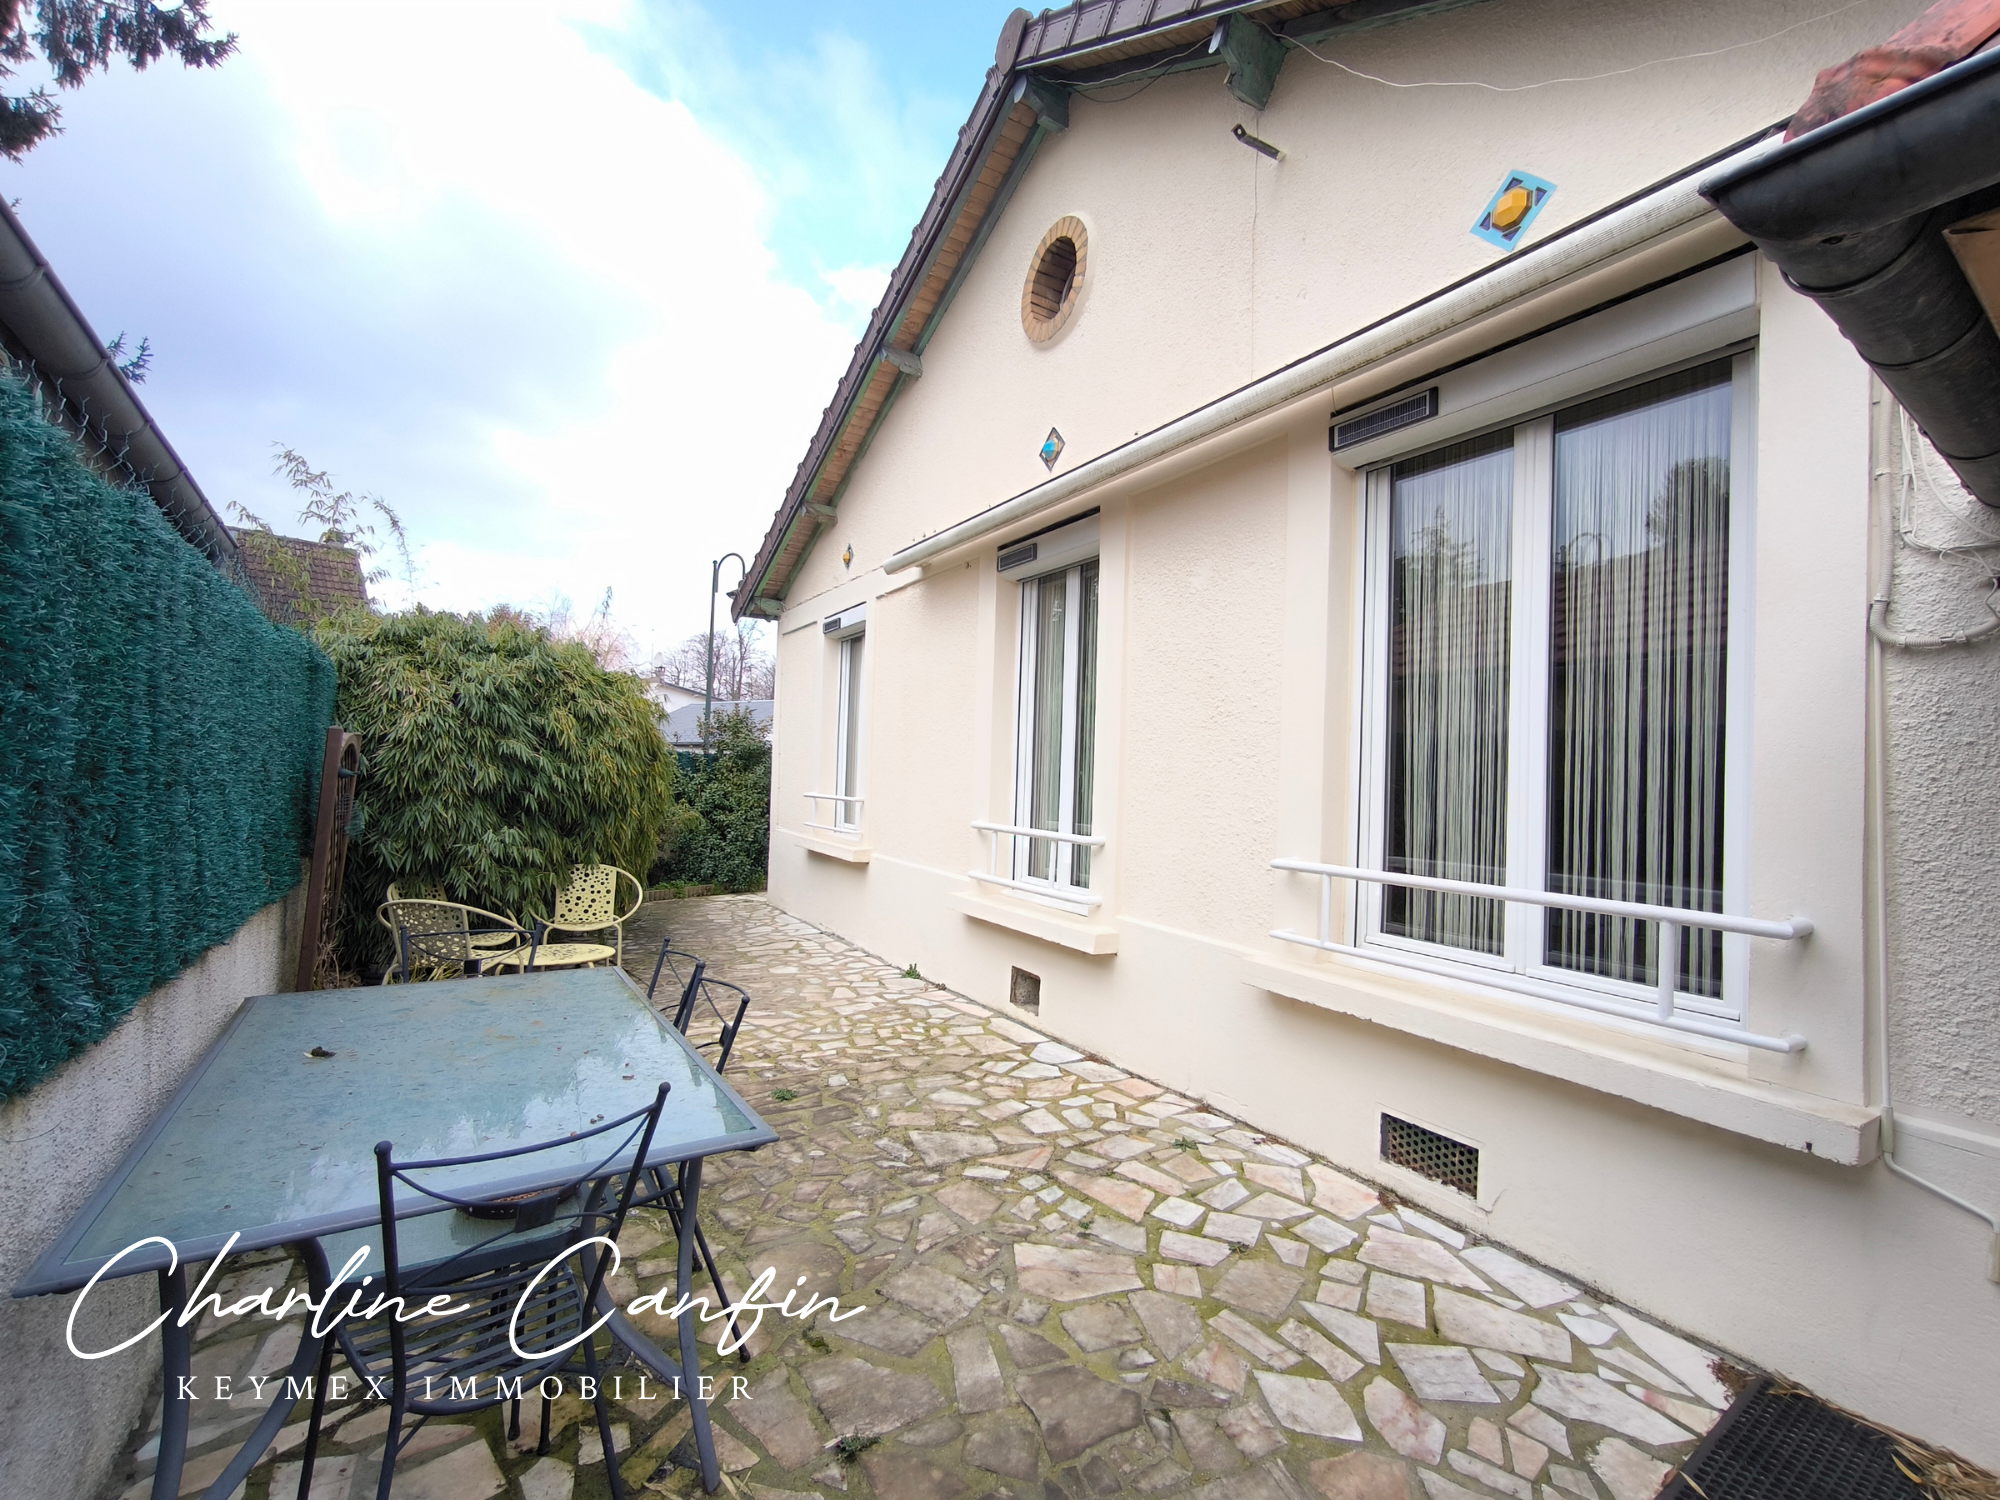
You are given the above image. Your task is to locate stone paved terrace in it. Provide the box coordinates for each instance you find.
[105,895,1744,1500]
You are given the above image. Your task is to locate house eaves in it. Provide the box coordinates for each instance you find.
[0,199,236,565]
[734,0,1496,621]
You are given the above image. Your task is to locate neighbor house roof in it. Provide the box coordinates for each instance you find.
[734,0,1494,620]
[230,530,370,624]
[663,699,775,747]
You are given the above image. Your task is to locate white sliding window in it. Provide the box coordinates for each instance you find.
[1015,559,1100,891]
[834,634,864,829]
[1360,356,1750,1016]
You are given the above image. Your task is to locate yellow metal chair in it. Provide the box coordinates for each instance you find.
[377,899,531,983]
[386,882,522,958]
[528,865,644,967]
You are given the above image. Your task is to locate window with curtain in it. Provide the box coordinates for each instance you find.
[1016,559,1099,891]
[1385,431,1514,953]
[1547,365,1732,996]
[1364,357,1741,1009]
[835,633,864,829]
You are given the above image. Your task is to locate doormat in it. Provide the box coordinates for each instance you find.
[1661,1375,1996,1500]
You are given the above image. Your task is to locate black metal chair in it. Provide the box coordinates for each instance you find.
[635,953,752,1359]
[299,1083,671,1500]
[676,975,750,1075]
[646,940,705,1019]
[659,974,753,1358]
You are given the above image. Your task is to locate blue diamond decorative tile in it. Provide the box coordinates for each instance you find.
[1040,427,1065,469]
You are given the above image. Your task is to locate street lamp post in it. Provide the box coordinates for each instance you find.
[704,553,748,759]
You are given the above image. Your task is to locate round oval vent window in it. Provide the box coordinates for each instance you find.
[1022,216,1087,343]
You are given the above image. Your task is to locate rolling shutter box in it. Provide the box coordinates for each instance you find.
[997,512,1099,581]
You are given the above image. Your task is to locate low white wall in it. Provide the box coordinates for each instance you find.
[0,889,302,1500]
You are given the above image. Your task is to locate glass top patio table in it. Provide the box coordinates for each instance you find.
[15,965,776,1298]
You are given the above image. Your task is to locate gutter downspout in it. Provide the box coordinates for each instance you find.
[1701,45,2000,506]
[0,200,235,564]
[1866,382,2000,1281]
[885,132,1785,575]
[1869,641,2000,1282]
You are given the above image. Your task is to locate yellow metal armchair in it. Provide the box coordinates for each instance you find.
[377,899,531,984]
[529,865,644,966]
[385,882,523,956]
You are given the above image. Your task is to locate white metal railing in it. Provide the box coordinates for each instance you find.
[1269,858,1812,1053]
[971,821,1106,908]
[803,793,864,837]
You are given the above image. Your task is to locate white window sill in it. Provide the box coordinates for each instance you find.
[951,888,1120,955]
[1242,947,1878,1162]
[787,828,873,864]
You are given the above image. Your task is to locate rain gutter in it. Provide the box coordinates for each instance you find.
[1702,45,2000,505]
[0,198,236,564]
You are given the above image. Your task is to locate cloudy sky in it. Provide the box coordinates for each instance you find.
[4,0,999,660]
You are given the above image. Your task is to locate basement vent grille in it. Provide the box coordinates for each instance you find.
[1380,1114,1478,1197]
[1009,967,1041,1014]
[1332,387,1439,451]
[1660,1377,1924,1500]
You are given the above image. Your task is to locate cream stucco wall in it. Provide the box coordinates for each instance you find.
[1121,439,1290,944]
[0,890,302,1500]
[756,0,2000,1468]
[1875,403,2000,1215]
[783,0,1932,609]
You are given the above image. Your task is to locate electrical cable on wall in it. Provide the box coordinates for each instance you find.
[1289,0,1890,93]
[1871,405,2000,649]
[1059,0,1901,111]
[1073,39,1208,101]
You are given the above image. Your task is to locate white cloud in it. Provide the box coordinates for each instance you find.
[595,3,966,296]
[820,263,893,321]
[6,0,869,656]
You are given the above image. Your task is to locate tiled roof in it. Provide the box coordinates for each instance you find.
[734,0,1494,620]
[1012,0,1412,73]
[231,529,369,624]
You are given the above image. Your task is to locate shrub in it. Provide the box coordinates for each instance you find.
[653,706,770,892]
[314,608,675,969]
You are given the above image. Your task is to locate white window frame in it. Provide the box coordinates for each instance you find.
[1011,558,1099,903]
[834,632,864,830]
[1352,349,1759,1023]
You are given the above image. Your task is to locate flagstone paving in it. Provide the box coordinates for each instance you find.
[103,895,1744,1500]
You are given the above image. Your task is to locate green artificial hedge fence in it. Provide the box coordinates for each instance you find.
[0,374,335,1100]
